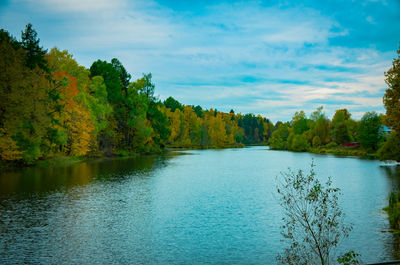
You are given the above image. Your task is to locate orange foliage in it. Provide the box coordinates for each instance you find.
[52,71,95,156]
[53,71,78,109]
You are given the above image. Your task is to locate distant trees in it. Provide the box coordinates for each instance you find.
[267,106,387,156]
[269,123,290,150]
[331,109,353,144]
[164,97,183,112]
[237,114,272,144]
[358,112,382,151]
[311,107,330,145]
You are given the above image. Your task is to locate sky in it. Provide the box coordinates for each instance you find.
[0,0,399,122]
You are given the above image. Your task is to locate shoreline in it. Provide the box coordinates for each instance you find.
[1,144,385,172]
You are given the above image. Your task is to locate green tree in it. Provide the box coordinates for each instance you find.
[86,76,112,133]
[111,58,131,96]
[310,107,331,145]
[139,73,155,101]
[290,134,309,152]
[331,109,352,144]
[292,111,309,135]
[378,132,400,161]
[193,105,203,118]
[276,162,354,265]
[238,113,264,144]
[0,29,21,50]
[90,59,122,105]
[312,135,321,147]
[269,123,290,150]
[21,23,48,71]
[164,96,183,112]
[357,111,382,151]
[147,101,170,149]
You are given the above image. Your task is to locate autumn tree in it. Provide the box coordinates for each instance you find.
[165,107,183,145]
[181,105,203,146]
[51,72,95,156]
[383,46,400,131]
[379,46,400,161]
[47,48,111,155]
[0,29,52,163]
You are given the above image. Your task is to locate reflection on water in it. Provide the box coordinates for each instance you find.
[380,165,400,189]
[379,164,400,260]
[0,147,400,264]
[0,155,161,195]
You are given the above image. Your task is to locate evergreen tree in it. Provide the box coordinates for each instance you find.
[21,23,48,71]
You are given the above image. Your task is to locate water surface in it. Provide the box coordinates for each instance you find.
[1,146,399,264]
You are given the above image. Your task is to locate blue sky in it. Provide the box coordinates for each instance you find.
[1,0,399,121]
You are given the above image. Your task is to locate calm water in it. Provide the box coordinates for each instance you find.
[1,146,400,264]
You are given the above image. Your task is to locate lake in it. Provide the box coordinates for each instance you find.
[1,146,399,264]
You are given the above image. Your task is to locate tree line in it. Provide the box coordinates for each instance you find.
[0,24,274,164]
[1,24,399,165]
[269,107,383,153]
[269,43,400,163]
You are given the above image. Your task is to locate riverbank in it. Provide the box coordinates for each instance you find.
[0,151,141,171]
[166,143,245,150]
[384,191,400,234]
[309,146,378,159]
[0,143,250,170]
[0,141,382,172]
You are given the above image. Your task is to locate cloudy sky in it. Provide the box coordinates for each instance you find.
[1,0,399,121]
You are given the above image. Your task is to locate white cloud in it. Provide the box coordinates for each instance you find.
[16,0,127,13]
[2,0,392,121]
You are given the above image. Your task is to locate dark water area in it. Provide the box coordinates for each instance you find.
[1,146,400,264]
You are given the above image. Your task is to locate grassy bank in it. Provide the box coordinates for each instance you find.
[0,150,143,171]
[166,143,245,149]
[309,146,377,159]
[384,191,400,233]
[0,143,251,170]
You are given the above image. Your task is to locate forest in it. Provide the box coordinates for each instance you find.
[0,24,399,165]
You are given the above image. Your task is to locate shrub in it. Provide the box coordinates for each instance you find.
[312,135,321,147]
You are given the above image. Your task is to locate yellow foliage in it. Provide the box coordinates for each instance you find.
[166,108,183,144]
[0,129,22,160]
[64,103,95,156]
